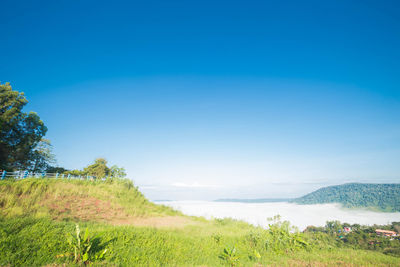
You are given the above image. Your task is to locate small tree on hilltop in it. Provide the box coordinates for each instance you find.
[110,165,127,179]
[83,158,110,179]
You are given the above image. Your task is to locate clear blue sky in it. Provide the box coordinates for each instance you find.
[1,0,400,199]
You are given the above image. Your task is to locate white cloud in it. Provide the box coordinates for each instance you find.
[171,182,219,188]
[160,201,400,230]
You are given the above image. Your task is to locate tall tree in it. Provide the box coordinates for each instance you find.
[0,83,47,170]
[29,138,56,172]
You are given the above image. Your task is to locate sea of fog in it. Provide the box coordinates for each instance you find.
[157,201,400,230]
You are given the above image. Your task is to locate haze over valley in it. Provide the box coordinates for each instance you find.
[159,201,400,231]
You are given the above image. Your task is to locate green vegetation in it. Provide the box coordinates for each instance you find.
[64,158,127,180]
[305,220,400,257]
[64,224,107,264]
[0,83,48,171]
[0,84,126,180]
[0,178,177,219]
[1,178,400,266]
[219,246,240,266]
[1,211,399,266]
[294,183,400,212]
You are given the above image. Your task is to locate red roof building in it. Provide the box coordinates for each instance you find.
[375,229,398,237]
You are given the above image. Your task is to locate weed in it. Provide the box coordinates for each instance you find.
[219,245,240,266]
[248,249,262,262]
[265,215,310,254]
[65,224,107,265]
[212,233,222,244]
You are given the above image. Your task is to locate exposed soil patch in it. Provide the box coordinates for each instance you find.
[44,195,129,222]
[42,195,192,228]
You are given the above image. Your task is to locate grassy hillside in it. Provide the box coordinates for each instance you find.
[1,178,400,266]
[0,178,179,221]
[293,183,400,212]
[2,216,400,267]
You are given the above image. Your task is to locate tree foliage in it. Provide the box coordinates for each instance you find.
[83,158,110,178]
[304,221,400,257]
[325,220,342,234]
[0,83,48,171]
[64,158,127,179]
[294,183,400,212]
[46,166,68,174]
[109,165,127,178]
[29,138,56,172]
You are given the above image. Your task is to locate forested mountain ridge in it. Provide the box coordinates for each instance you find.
[293,183,400,212]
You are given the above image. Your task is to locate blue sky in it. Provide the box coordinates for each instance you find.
[1,0,400,199]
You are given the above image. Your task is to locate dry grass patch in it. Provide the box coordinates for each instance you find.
[42,195,194,228]
[43,195,130,222]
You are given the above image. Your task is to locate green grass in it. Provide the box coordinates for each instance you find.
[1,178,400,266]
[0,178,178,220]
[1,216,399,266]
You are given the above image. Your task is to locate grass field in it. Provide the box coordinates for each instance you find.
[0,178,399,266]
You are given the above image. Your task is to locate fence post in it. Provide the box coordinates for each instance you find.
[55,173,59,179]
[1,171,6,180]
[67,174,71,179]
[23,170,28,179]
[62,174,65,179]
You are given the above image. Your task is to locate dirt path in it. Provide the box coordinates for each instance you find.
[114,215,194,228]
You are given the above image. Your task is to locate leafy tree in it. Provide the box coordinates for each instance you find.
[83,158,110,179]
[304,225,326,233]
[325,220,342,234]
[0,83,47,170]
[64,159,126,179]
[46,166,68,173]
[393,224,400,234]
[110,165,127,178]
[65,169,85,177]
[29,138,56,172]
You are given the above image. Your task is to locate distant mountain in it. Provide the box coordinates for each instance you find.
[215,198,292,203]
[293,183,400,212]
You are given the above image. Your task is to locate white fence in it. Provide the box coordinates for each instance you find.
[0,170,101,180]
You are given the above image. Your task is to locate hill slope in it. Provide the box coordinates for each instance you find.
[1,179,400,266]
[0,178,181,225]
[293,183,400,212]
